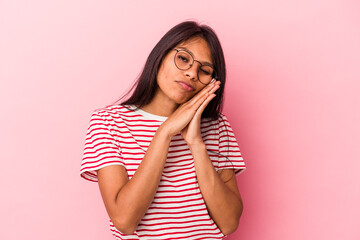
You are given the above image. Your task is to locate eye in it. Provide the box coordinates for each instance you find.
[200,66,212,75]
[180,56,187,62]
[200,69,210,75]
[177,55,189,63]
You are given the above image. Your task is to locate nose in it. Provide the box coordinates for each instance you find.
[184,62,200,81]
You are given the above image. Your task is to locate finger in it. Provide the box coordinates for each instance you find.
[194,89,212,110]
[203,80,221,96]
[187,80,218,106]
[188,86,220,114]
[198,84,220,106]
[194,93,216,118]
[190,83,220,113]
[208,84,220,95]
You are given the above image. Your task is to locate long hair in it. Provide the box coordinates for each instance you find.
[114,21,235,181]
[114,20,226,121]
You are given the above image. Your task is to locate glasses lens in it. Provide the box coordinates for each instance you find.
[174,49,216,85]
[175,51,192,70]
[199,65,214,84]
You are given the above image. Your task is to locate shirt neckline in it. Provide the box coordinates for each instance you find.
[127,104,168,121]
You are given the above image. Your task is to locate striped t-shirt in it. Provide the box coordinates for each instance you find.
[80,104,246,240]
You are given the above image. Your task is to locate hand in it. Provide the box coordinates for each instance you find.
[181,81,220,145]
[160,79,221,141]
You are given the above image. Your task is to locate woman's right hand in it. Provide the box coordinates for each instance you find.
[160,80,221,138]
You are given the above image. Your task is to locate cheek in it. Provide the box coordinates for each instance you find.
[156,60,206,103]
[159,68,171,81]
[157,61,178,89]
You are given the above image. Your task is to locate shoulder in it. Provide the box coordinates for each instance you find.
[200,112,229,135]
[92,104,129,116]
[217,112,232,127]
[91,104,138,122]
[202,112,234,136]
[202,112,228,125]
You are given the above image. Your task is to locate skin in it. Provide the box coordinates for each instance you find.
[97,36,244,236]
[141,36,215,116]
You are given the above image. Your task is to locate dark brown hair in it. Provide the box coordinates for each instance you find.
[114,20,226,120]
[114,21,236,180]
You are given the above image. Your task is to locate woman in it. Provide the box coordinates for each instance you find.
[80,21,246,240]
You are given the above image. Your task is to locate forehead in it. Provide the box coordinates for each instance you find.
[175,37,213,64]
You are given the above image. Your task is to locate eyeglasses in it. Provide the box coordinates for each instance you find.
[173,48,217,85]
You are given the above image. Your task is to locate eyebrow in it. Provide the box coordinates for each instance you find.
[177,47,214,67]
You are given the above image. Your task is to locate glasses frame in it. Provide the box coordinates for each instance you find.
[173,48,217,85]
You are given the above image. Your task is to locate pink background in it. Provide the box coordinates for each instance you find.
[1,0,359,239]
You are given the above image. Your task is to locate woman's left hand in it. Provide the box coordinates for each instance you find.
[181,81,220,146]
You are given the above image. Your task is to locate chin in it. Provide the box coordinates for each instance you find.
[174,94,194,105]
[167,84,197,104]
[172,98,186,105]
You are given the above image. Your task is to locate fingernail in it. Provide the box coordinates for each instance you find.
[210,78,215,84]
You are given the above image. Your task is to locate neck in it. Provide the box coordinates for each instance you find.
[137,90,180,117]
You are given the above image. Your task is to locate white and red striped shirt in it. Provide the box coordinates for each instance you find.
[80,104,246,240]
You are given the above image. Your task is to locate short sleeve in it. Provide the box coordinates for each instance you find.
[80,110,125,182]
[218,114,246,175]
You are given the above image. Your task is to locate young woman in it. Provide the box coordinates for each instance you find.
[80,21,246,240]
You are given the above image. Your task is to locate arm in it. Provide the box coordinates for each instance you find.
[189,142,243,236]
[177,80,242,234]
[97,126,171,235]
[96,81,219,234]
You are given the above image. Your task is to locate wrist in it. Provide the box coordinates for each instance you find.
[188,140,206,150]
[157,125,173,141]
